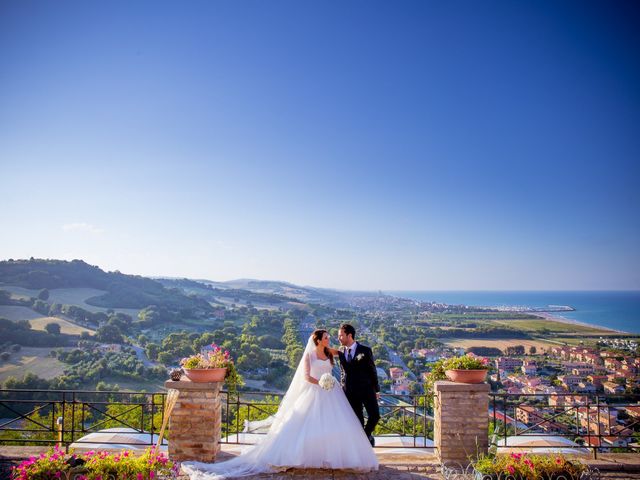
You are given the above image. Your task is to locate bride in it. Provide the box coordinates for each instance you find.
[181,329,379,479]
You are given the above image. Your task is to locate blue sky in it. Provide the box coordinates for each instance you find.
[1,1,639,290]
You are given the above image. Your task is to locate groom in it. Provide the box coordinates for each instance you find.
[337,323,380,447]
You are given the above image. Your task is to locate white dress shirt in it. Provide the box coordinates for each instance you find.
[345,342,358,361]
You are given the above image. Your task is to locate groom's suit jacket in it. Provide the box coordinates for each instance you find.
[338,343,380,395]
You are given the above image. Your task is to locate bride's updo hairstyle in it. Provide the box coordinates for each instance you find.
[312,329,334,365]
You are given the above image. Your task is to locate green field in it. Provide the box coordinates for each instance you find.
[0,285,40,297]
[46,288,139,316]
[0,347,69,382]
[0,305,42,321]
[489,318,616,335]
[29,316,95,336]
[1,285,141,318]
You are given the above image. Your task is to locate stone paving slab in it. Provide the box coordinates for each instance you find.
[2,445,639,480]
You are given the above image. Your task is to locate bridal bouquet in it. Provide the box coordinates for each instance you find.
[318,373,336,390]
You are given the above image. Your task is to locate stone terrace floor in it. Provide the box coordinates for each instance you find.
[1,446,640,479]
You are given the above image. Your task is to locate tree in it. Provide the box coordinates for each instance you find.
[37,289,50,301]
[145,343,160,361]
[157,352,174,365]
[95,324,123,343]
[505,345,525,356]
[0,352,10,361]
[0,290,12,304]
[529,346,537,355]
[45,322,61,335]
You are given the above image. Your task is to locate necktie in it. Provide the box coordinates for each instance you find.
[347,348,352,362]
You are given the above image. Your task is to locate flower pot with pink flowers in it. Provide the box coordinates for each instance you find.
[180,344,242,392]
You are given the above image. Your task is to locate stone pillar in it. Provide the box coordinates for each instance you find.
[164,379,223,463]
[434,381,490,467]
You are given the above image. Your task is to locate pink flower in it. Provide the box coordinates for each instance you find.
[507,465,515,474]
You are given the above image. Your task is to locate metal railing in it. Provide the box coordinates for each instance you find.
[490,392,640,458]
[220,391,435,449]
[4,387,636,457]
[0,389,434,450]
[0,389,166,450]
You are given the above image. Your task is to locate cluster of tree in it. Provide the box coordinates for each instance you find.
[466,346,504,356]
[51,346,165,388]
[0,317,71,347]
[504,345,526,356]
[145,327,236,365]
[377,324,444,357]
[283,318,303,370]
[0,343,21,362]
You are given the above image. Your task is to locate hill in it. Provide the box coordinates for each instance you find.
[0,259,214,313]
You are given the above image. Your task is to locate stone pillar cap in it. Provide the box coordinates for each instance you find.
[164,379,223,390]
[434,380,490,392]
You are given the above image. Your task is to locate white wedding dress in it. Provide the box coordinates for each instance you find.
[182,338,378,479]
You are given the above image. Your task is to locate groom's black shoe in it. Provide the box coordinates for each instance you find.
[368,435,375,447]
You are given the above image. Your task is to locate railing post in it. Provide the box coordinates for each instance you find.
[62,391,69,453]
[70,392,76,447]
[594,395,600,460]
[57,416,63,447]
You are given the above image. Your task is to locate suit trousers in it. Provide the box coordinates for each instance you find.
[345,388,380,437]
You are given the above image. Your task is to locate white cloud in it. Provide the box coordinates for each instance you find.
[61,223,104,235]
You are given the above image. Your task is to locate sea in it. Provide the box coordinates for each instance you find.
[387,291,640,334]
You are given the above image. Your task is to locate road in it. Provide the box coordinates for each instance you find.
[387,348,417,381]
[130,344,158,368]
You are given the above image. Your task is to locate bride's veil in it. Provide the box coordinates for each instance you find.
[243,335,315,433]
[182,336,317,478]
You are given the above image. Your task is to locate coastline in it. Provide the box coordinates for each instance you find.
[528,311,628,334]
[394,291,639,335]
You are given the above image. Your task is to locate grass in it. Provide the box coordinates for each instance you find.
[0,347,70,382]
[0,285,40,298]
[0,305,42,321]
[439,315,626,354]
[29,316,95,336]
[488,318,615,334]
[47,288,139,316]
[1,285,141,318]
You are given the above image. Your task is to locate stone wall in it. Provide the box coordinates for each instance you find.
[434,381,490,466]
[164,380,222,463]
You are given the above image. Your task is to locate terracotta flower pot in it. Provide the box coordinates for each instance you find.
[183,367,227,383]
[445,369,487,383]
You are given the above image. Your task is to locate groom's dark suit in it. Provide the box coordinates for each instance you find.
[338,343,380,439]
